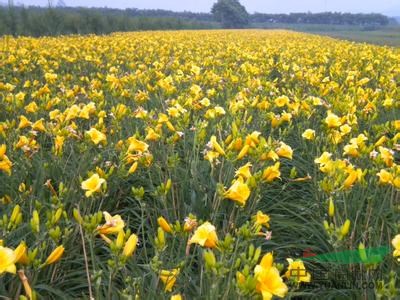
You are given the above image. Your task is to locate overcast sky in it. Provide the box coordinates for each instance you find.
[14,0,400,16]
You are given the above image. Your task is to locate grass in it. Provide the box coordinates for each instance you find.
[252,23,400,47]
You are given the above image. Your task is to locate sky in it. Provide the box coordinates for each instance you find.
[11,0,400,16]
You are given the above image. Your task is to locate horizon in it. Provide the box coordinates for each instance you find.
[2,0,400,16]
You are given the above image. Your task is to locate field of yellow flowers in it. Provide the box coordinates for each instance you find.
[0,30,399,299]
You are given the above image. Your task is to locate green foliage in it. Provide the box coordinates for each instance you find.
[211,0,249,28]
[0,6,218,36]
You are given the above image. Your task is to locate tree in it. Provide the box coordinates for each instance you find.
[211,0,249,28]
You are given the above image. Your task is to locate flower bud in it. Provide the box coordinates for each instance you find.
[328,198,335,217]
[203,250,216,268]
[339,219,351,239]
[116,230,125,249]
[122,233,138,258]
[157,217,172,233]
[44,245,65,265]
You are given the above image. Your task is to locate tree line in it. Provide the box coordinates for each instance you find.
[0,6,217,36]
[0,2,395,36]
[251,12,391,26]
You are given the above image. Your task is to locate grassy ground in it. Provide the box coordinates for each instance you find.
[253,23,400,47]
[313,28,400,47]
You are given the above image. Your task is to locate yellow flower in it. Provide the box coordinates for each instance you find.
[379,146,394,167]
[302,129,315,140]
[285,259,311,283]
[210,135,225,156]
[97,212,125,235]
[25,101,38,113]
[204,150,220,163]
[189,221,218,248]
[253,211,270,228]
[18,115,32,129]
[224,176,251,206]
[377,169,393,185]
[159,268,180,292]
[128,162,138,174]
[158,216,173,233]
[145,128,160,141]
[0,246,16,274]
[81,173,106,197]
[314,152,332,165]
[127,137,149,153]
[14,241,29,265]
[171,294,182,300]
[32,119,46,132]
[254,253,288,300]
[235,162,252,179]
[183,215,198,232]
[245,131,261,147]
[122,233,138,257]
[86,128,107,145]
[392,234,400,261]
[44,245,65,265]
[0,144,12,175]
[54,135,65,155]
[237,144,250,160]
[325,111,342,128]
[276,142,293,160]
[343,168,363,189]
[262,162,281,182]
[275,96,289,107]
[339,219,351,239]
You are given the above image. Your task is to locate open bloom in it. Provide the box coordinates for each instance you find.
[127,137,149,153]
[254,253,288,300]
[302,129,315,140]
[224,176,251,206]
[276,142,293,160]
[285,259,311,283]
[235,162,252,179]
[392,234,400,261]
[209,135,225,156]
[97,212,125,235]
[262,162,281,182]
[0,246,16,274]
[189,222,218,248]
[86,128,106,145]
[325,111,342,128]
[81,173,106,197]
[253,211,271,228]
[159,268,180,292]
[0,145,12,175]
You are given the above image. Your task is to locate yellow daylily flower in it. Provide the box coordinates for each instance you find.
[285,259,311,283]
[262,162,281,182]
[302,129,315,140]
[276,142,293,160]
[189,222,218,248]
[86,128,107,145]
[235,162,252,179]
[159,268,180,292]
[392,234,400,261]
[224,176,251,206]
[81,173,106,197]
[254,253,288,300]
[325,111,342,128]
[0,246,16,274]
[97,212,125,235]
